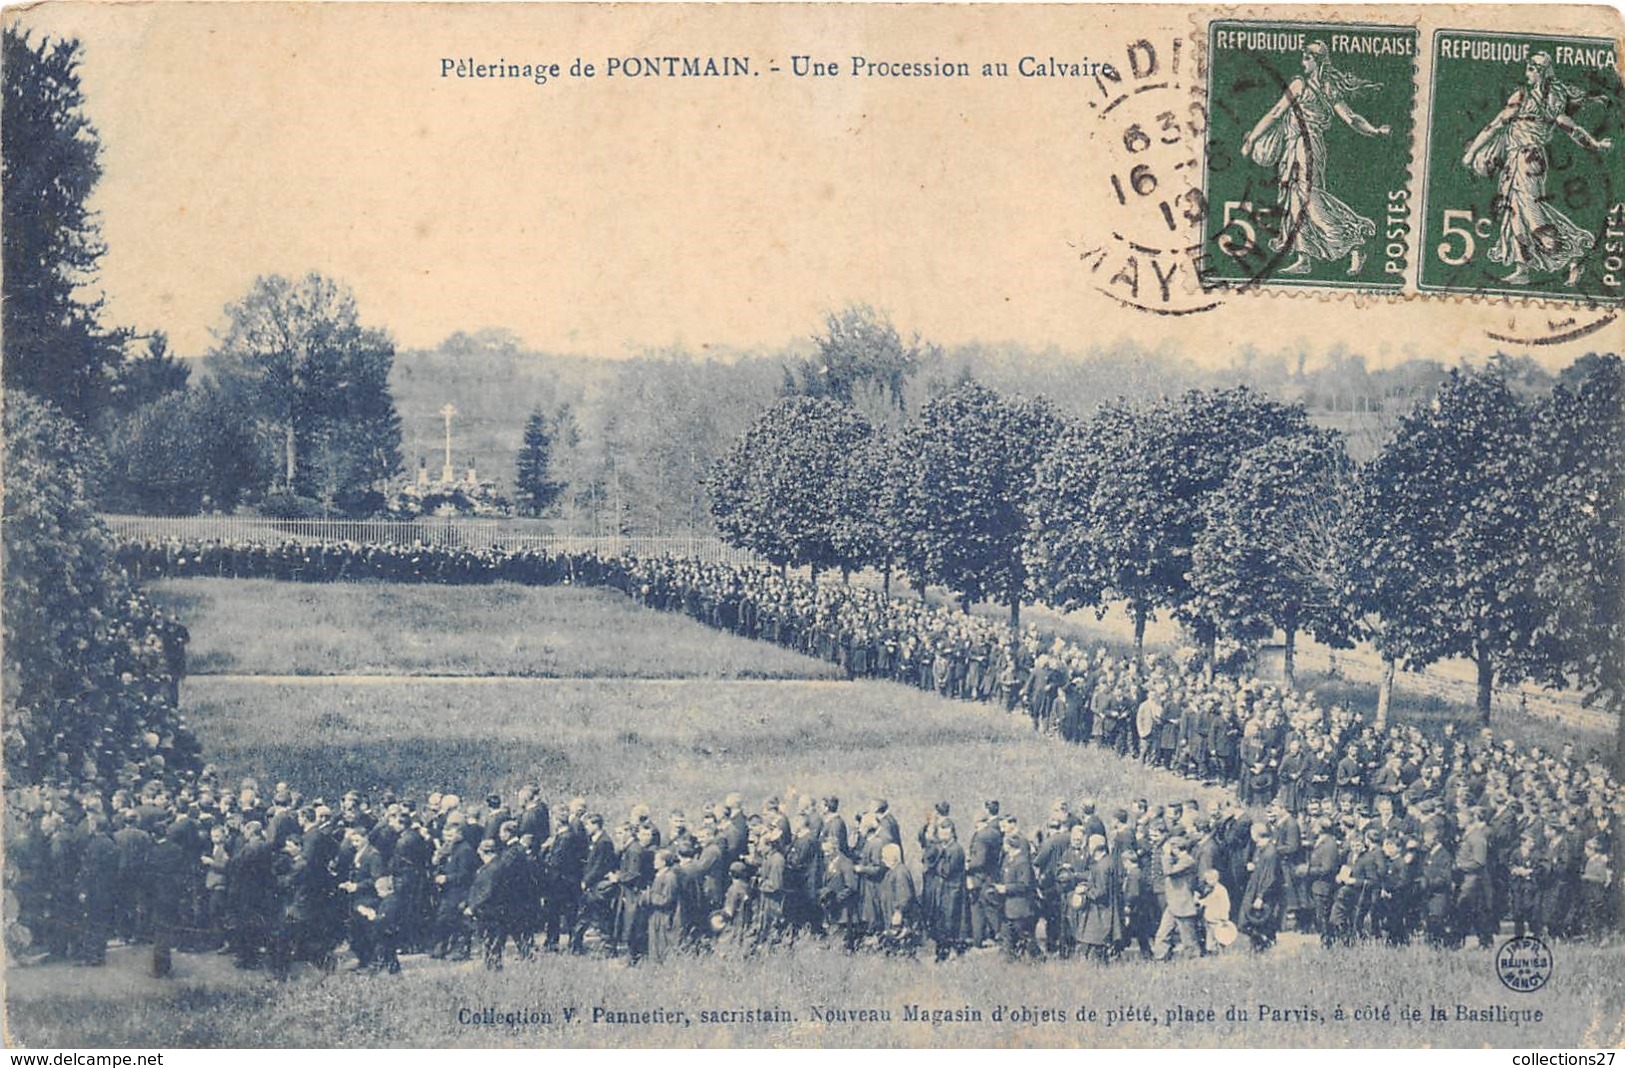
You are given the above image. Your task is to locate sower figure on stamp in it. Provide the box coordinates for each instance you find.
[1240,40,1392,275]
[1462,51,1612,286]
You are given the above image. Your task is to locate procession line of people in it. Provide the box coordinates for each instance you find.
[9,535,1608,975]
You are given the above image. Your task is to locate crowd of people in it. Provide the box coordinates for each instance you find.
[4,535,1614,976]
[6,774,1616,978]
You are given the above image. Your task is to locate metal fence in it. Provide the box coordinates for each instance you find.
[98,514,760,565]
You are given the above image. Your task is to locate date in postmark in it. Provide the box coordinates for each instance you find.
[1075,33,1220,316]
[1420,30,1624,304]
[1203,21,1418,291]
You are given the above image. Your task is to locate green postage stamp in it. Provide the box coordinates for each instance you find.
[1203,21,1418,291]
[1420,30,1624,302]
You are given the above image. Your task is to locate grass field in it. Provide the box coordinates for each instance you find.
[172,675,1228,837]
[7,578,1622,1049]
[149,579,841,680]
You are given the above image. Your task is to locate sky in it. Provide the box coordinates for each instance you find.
[11,2,1622,366]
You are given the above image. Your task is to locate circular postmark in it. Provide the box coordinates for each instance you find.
[1484,307,1620,347]
[1495,935,1554,994]
[1076,34,1223,316]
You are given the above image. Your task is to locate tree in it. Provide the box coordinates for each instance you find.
[1190,429,1359,687]
[1028,401,1163,650]
[2,28,125,422]
[105,332,190,417]
[102,380,270,514]
[709,396,876,577]
[3,392,199,784]
[893,382,1061,627]
[789,304,930,424]
[828,429,900,585]
[1027,387,1312,656]
[212,272,402,509]
[515,408,566,516]
[579,353,783,535]
[1358,367,1552,723]
[1529,354,1624,769]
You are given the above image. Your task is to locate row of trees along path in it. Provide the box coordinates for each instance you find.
[709,358,1623,773]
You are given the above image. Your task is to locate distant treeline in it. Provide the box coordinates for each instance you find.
[387,323,1579,536]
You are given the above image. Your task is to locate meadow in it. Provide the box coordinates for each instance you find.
[150,579,841,680]
[7,578,1621,1049]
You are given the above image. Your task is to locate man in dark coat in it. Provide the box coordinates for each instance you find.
[923,819,967,960]
[854,814,890,937]
[722,796,750,863]
[1033,819,1073,954]
[1454,808,1495,948]
[1153,836,1200,961]
[432,822,479,960]
[76,816,121,965]
[517,787,551,843]
[819,837,862,951]
[1542,816,1581,938]
[112,810,154,945]
[878,842,920,956]
[996,831,1039,960]
[1414,817,1454,946]
[967,804,1005,947]
[1240,828,1283,949]
[1333,829,1386,943]
[147,823,190,978]
[1074,836,1121,960]
[615,824,656,961]
[342,827,388,968]
[45,812,86,961]
[644,850,682,963]
[225,822,276,969]
[390,823,435,955]
[691,830,728,917]
[365,876,405,974]
[1376,834,1420,944]
[573,815,618,954]
[543,804,587,951]
[817,798,849,858]
[1307,818,1343,945]
[465,837,513,969]
[785,814,822,935]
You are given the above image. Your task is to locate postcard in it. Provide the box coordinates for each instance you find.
[3,1,1622,1051]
